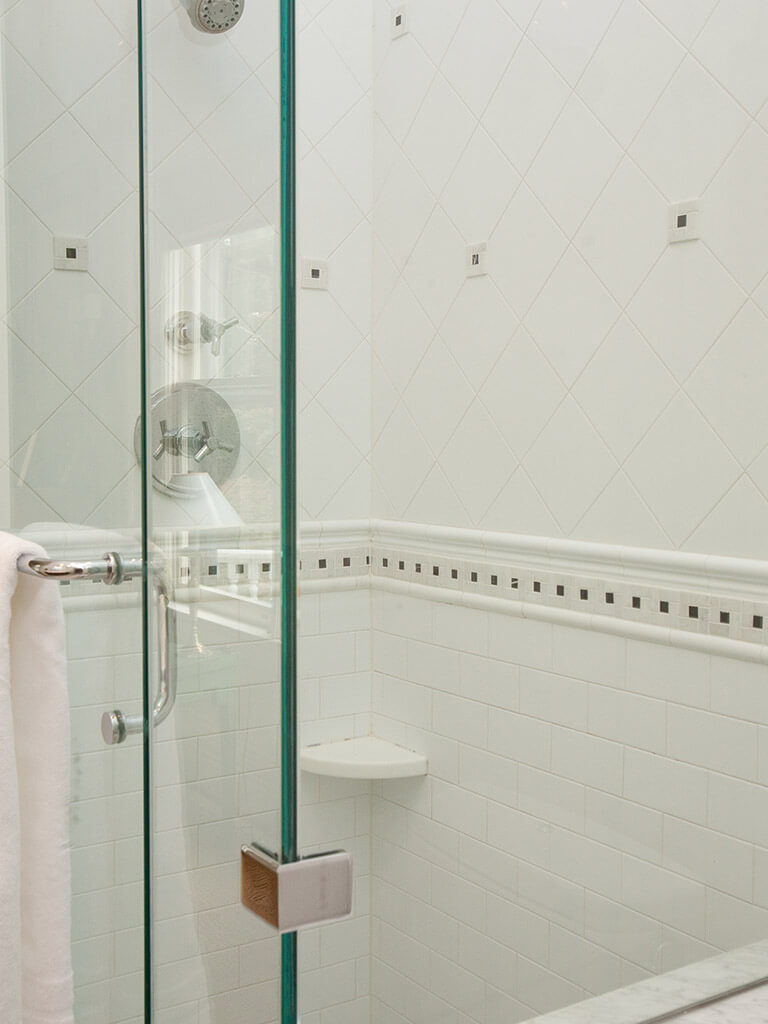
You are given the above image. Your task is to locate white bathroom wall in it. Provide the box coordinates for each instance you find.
[370,589,768,1023]
[370,0,768,561]
[297,0,373,523]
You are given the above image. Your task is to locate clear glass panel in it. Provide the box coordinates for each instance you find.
[297,2,768,1024]
[0,4,146,1021]
[142,1,285,1021]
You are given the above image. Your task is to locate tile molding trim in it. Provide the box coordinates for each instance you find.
[36,519,768,661]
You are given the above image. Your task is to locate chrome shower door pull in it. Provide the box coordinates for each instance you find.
[101,574,177,745]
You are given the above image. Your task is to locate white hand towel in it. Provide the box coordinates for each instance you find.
[0,532,73,1024]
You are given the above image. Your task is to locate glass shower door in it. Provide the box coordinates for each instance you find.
[141,1,295,1021]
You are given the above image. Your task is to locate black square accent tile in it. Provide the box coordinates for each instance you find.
[632,596,641,609]
[659,600,669,614]
[319,558,327,569]
[688,605,698,619]
[720,611,730,624]
[262,562,271,573]
[605,592,614,604]
[236,564,245,574]
[754,615,763,629]
[208,565,218,576]
[343,557,351,567]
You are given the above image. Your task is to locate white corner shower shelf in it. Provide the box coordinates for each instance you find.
[299,736,427,780]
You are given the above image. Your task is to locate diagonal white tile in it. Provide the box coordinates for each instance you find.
[403,74,476,197]
[527,95,621,238]
[686,302,768,466]
[627,243,745,382]
[6,114,131,235]
[577,0,683,150]
[527,0,622,86]
[11,395,133,523]
[148,8,250,127]
[403,339,475,455]
[373,401,435,517]
[375,34,436,144]
[640,0,718,48]
[72,53,140,187]
[438,399,516,525]
[298,20,365,146]
[150,133,252,246]
[441,0,521,117]
[375,147,436,268]
[316,341,371,457]
[0,36,62,165]
[4,189,53,311]
[76,331,140,453]
[522,396,618,535]
[685,475,768,561]
[298,147,365,256]
[572,316,677,463]
[299,399,365,517]
[9,270,133,390]
[483,466,563,536]
[703,125,768,293]
[440,276,517,392]
[402,207,466,328]
[693,0,768,116]
[482,36,569,176]
[298,290,362,394]
[480,326,566,459]
[404,464,468,528]
[490,183,568,318]
[374,277,435,394]
[2,0,127,106]
[441,127,519,243]
[624,394,741,546]
[526,247,619,386]
[574,157,667,307]
[630,57,748,201]
[409,0,469,66]
[573,471,671,549]
[8,333,68,452]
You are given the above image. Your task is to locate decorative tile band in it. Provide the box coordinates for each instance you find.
[41,521,768,654]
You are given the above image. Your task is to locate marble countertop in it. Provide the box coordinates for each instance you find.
[676,984,768,1023]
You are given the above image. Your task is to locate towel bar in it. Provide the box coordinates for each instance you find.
[16,550,176,745]
[17,551,143,585]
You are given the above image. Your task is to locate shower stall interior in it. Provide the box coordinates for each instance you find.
[2,0,768,1022]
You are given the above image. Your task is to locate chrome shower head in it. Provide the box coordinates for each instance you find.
[186,0,244,33]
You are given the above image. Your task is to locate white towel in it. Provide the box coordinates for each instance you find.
[0,532,73,1024]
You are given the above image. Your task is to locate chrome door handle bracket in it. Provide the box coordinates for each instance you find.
[101,572,177,745]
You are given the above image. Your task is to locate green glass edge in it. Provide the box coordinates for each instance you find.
[280,0,298,1019]
[135,2,152,1020]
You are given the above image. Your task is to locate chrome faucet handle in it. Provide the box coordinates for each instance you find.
[166,312,239,356]
[194,420,235,463]
[153,419,177,460]
[200,315,239,357]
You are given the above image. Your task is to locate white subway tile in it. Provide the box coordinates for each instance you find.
[667,704,759,780]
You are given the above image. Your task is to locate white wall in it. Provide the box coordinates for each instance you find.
[370,588,768,1023]
[370,0,768,561]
